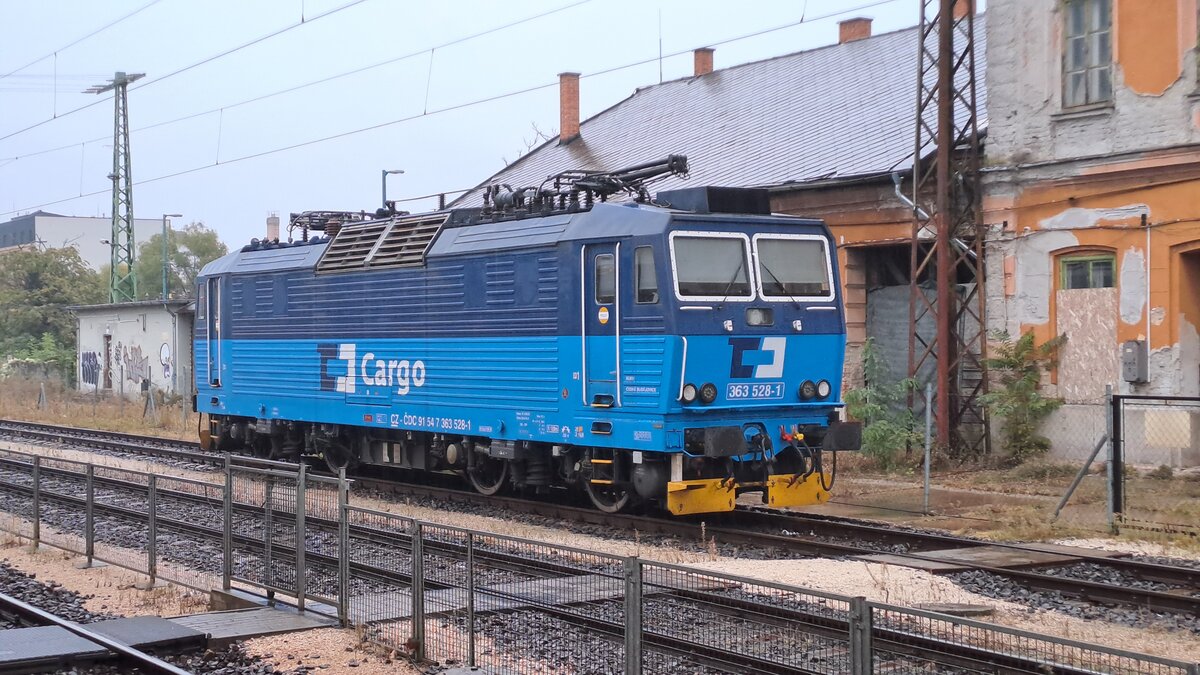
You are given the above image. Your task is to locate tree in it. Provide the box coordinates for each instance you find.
[133,222,228,300]
[0,247,105,361]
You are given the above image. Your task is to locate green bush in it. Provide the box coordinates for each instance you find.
[844,338,922,469]
[981,331,1066,463]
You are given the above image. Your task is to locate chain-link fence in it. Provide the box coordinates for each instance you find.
[1112,394,1200,535]
[0,448,1193,674]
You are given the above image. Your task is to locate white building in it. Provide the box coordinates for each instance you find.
[70,300,194,398]
[0,210,158,270]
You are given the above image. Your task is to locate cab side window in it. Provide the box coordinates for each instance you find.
[595,254,615,304]
[635,246,658,303]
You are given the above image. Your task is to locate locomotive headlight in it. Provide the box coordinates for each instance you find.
[798,380,818,400]
[699,382,718,404]
[682,383,698,403]
[745,307,774,326]
[816,379,832,399]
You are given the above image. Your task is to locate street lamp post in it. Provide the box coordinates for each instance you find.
[161,214,182,300]
[381,169,404,209]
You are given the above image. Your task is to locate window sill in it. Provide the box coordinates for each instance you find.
[1051,103,1114,122]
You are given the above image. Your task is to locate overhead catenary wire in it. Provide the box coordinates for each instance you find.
[0,0,594,165]
[0,0,371,145]
[0,0,167,82]
[0,0,902,214]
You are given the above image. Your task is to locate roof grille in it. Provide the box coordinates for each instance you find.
[316,213,447,273]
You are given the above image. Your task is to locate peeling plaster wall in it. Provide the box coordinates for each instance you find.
[986,0,1200,166]
[1041,205,1149,230]
[1180,318,1200,397]
[1012,230,1079,326]
[1118,247,1146,325]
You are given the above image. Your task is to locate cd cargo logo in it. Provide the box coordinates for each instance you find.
[318,343,426,395]
[728,337,786,379]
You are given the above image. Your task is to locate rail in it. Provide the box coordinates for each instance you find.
[0,590,191,675]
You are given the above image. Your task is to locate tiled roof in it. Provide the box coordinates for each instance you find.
[455,17,986,206]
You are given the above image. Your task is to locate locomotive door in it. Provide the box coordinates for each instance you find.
[582,243,621,407]
[206,277,222,387]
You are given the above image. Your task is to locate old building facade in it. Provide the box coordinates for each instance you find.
[984,0,1200,461]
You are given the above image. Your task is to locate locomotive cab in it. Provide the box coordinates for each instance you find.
[574,186,861,514]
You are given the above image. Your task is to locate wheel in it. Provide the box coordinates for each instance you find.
[250,435,272,459]
[323,441,356,474]
[584,479,634,514]
[467,454,508,496]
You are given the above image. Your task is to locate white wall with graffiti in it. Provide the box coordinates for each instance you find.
[73,301,194,397]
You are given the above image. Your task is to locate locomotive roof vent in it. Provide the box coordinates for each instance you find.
[316,212,448,273]
[655,186,772,215]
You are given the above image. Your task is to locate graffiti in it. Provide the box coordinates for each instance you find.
[159,343,172,380]
[116,342,150,384]
[80,352,101,386]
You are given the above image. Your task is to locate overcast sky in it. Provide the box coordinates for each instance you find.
[0,0,938,247]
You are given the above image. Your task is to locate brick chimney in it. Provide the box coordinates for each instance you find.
[953,0,973,19]
[266,214,279,241]
[838,17,872,44]
[693,47,714,76]
[558,72,580,144]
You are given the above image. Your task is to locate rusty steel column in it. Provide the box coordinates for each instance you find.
[933,2,955,448]
[909,0,987,454]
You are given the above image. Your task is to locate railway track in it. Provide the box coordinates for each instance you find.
[0,450,1164,675]
[1,418,1198,620]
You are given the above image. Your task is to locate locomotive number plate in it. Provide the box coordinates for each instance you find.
[726,382,785,400]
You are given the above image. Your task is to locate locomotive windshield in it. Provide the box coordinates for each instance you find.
[671,234,752,298]
[753,235,832,298]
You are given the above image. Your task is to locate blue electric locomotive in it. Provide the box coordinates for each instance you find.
[194,156,860,515]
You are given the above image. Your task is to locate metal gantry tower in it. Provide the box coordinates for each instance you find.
[87,71,144,303]
[908,1,988,455]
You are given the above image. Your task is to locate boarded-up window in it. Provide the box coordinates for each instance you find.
[1057,287,1119,403]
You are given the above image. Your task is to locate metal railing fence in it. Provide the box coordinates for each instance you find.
[0,446,222,592]
[0,447,1192,673]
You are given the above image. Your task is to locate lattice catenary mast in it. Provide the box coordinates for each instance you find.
[908,1,988,455]
[86,71,144,303]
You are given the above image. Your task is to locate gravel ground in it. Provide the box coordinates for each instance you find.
[1037,560,1197,595]
[1052,537,1200,562]
[0,558,111,627]
[948,569,1200,634]
[54,644,296,674]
